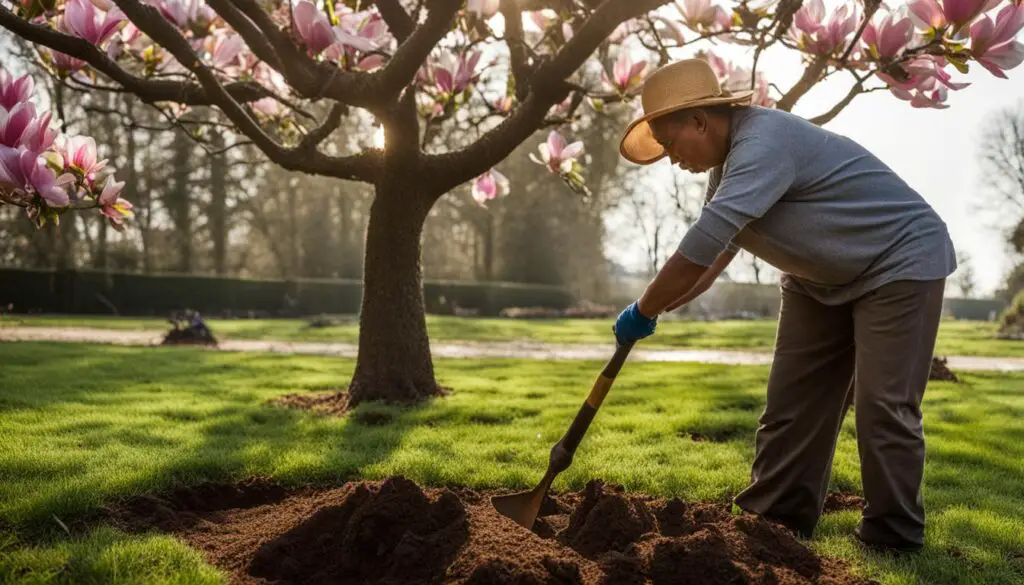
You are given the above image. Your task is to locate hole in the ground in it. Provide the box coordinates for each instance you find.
[104,477,289,533]
[682,427,747,443]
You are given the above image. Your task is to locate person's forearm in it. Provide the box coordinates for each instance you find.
[665,279,713,313]
[636,251,708,317]
[663,249,736,312]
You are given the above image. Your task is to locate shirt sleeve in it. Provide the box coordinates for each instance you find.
[678,133,795,266]
[702,166,739,255]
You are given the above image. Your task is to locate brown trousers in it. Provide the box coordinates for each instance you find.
[733,278,946,547]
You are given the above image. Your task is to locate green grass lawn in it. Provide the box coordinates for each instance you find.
[5,313,1024,357]
[1,342,1023,584]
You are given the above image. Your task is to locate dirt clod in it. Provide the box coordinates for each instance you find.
[929,356,959,382]
[822,492,864,514]
[562,479,657,558]
[108,476,878,585]
[686,429,744,443]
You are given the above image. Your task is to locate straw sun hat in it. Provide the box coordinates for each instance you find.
[619,58,754,165]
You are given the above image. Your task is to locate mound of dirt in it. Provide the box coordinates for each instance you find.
[268,391,351,415]
[110,476,878,585]
[822,492,864,514]
[929,356,959,382]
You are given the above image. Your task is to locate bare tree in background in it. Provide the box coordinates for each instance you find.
[978,101,1024,298]
[952,250,977,298]
[979,101,1024,253]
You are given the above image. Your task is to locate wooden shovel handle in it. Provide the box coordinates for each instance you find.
[556,342,635,457]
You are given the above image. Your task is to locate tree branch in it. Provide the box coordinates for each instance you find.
[298,102,347,152]
[0,5,274,106]
[228,0,377,107]
[375,0,463,98]
[110,0,380,181]
[776,54,827,112]
[374,0,415,41]
[501,0,532,100]
[807,78,872,125]
[425,0,673,193]
[535,0,671,85]
[204,0,284,71]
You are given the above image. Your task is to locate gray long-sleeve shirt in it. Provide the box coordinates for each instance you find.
[678,106,956,305]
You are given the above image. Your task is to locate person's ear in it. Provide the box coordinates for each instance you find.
[693,109,709,135]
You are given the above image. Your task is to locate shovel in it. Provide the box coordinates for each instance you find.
[491,340,635,529]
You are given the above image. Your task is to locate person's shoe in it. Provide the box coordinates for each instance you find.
[854,526,922,554]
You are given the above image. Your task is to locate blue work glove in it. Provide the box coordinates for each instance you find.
[613,301,657,346]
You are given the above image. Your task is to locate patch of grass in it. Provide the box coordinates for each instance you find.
[6,314,1023,357]
[0,342,1022,584]
[0,527,225,584]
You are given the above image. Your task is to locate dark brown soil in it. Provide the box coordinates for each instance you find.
[108,476,877,585]
[685,429,744,443]
[929,356,959,382]
[822,492,864,514]
[268,391,351,416]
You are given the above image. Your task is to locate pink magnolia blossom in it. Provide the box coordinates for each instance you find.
[649,15,687,44]
[700,51,775,107]
[151,0,215,30]
[877,55,968,108]
[526,10,574,41]
[55,135,107,185]
[862,8,915,59]
[204,30,244,70]
[0,102,38,148]
[466,0,500,19]
[471,168,509,206]
[0,100,56,154]
[0,146,75,207]
[493,95,514,113]
[46,48,88,75]
[790,0,858,55]
[293,0,336,55]
[602,51,648,93]
[63,0,125,46]
[677,0,731,31]
[430,50,482,96]
[251,97,283,118]
[529,131,583,174]
[608,19,645,44]
[327,7,392,68]
[0,70,34,111]
[908,0,1001,33]
[97,176,133,229]
[969,3,1024,77]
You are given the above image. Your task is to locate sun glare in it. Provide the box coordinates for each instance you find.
[372,126,385,149]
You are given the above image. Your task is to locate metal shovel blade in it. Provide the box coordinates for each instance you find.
[491,342,634,530]
[490,475,552,530]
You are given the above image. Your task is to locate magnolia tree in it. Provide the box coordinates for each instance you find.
[1,0,1022,403]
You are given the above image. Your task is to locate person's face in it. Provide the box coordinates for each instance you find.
[649,112,718,173]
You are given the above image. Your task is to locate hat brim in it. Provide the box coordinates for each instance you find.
[618,91,755,165]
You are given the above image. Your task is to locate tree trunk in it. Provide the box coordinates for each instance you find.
[483,213,494,280]
[348,183,440,405]
[94,214,107,269]
[209,130,228,275]
[168,130,192,272]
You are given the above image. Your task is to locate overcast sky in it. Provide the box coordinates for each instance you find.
[604,15,1024,297]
